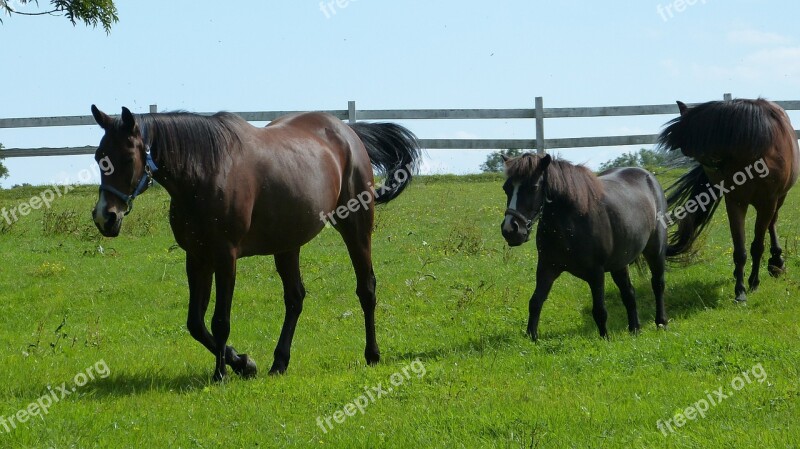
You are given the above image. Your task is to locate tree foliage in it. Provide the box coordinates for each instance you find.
[0,144,8,180]
[480,148,524,173]
[1,0,118,32]
[598,148,688,172]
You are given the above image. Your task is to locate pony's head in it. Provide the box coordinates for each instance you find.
[90,105,155,237]
[500,153,551,246]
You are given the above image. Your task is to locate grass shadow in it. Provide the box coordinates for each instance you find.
[86,371,212,399]
[572,277,730,338]
[386,332,519,363]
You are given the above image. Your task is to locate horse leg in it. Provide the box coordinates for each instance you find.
[210,247,239,382]
[527,262,560,341]
[610,267,640,334]
[185,253,255,379]
[725,200,748,302]
[587,271,609,338]
[748,204,776,293]
[186,253,215,354]
[269,249,306,375]
[643,250,667,329]
[335,216,381,366]
[767,195,787,277]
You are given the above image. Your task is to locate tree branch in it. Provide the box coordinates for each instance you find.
[10,9,59,16]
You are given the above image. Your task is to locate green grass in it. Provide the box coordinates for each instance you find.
[0,174,798,448]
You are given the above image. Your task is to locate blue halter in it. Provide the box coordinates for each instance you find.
[99,129,159,215]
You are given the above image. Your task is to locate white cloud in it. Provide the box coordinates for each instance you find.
[687,46,800,85]
[727,29,791,46]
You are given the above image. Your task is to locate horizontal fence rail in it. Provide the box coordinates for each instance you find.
[2,94,799,158]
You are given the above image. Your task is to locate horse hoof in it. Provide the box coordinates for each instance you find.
[233,354,258,379]
[268,365,287,376]
[365,350,381,366]
[657,323,668,331]
[768,265,785,278]
[734,292,748,303]
[212,371,227,383]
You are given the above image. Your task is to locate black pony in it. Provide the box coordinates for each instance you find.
[501,153,668,340]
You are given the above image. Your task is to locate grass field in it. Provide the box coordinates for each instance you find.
[0,173,798,448]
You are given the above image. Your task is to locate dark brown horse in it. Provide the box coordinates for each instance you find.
[90,105,421,381]
[500,153,668,340]
[658,99,799,302]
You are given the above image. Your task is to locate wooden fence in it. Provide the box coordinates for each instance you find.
[1,93,799,158]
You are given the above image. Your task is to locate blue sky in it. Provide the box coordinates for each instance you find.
[1,0,799,187]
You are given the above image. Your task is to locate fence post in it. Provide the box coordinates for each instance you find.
[723,93,732,101]
[535,96,545,155]
[348,100,357,124]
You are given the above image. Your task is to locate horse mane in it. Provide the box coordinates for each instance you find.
[137,112,246,181]
[657,98,783,161]
[505,153,604,214]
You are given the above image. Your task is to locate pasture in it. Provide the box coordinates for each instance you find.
[0,173,797,448]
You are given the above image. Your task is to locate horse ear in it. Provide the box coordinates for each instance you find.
[120,107,139,134]
[676,101,688,116]
[541,153,552,169]
[500,154,510,162]
[91,104,112,130]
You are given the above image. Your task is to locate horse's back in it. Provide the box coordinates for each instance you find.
[599,167,666,211]
[597,167,666,268]
[232,112,370,255]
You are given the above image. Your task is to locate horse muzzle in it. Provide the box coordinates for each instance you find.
[92,194,124,237]
[93,210,122,237]
[501,210,532,247]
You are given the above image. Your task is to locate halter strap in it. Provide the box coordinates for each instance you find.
[504,207,533,231]
[504,168,549,231]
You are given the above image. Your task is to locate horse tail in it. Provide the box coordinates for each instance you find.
[657,99,776,162]
[665,164,722,259]
[350,122,422,204]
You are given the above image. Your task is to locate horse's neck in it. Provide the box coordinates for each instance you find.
[540,190,586,225]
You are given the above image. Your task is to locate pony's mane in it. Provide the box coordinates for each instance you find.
[136,112,246,182]
[505,153,604,214]
[657,98,784,162]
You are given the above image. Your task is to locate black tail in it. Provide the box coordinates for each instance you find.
[664,164,722,259]
[350,122,422,204]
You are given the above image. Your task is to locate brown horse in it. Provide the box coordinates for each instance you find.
[658,98,799,302]
[90,105,421,381]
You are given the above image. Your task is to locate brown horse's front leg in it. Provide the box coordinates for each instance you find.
[186,253,216,354]
[210,248,239,382]
[725,200,748,302]
[186,252,255,381]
